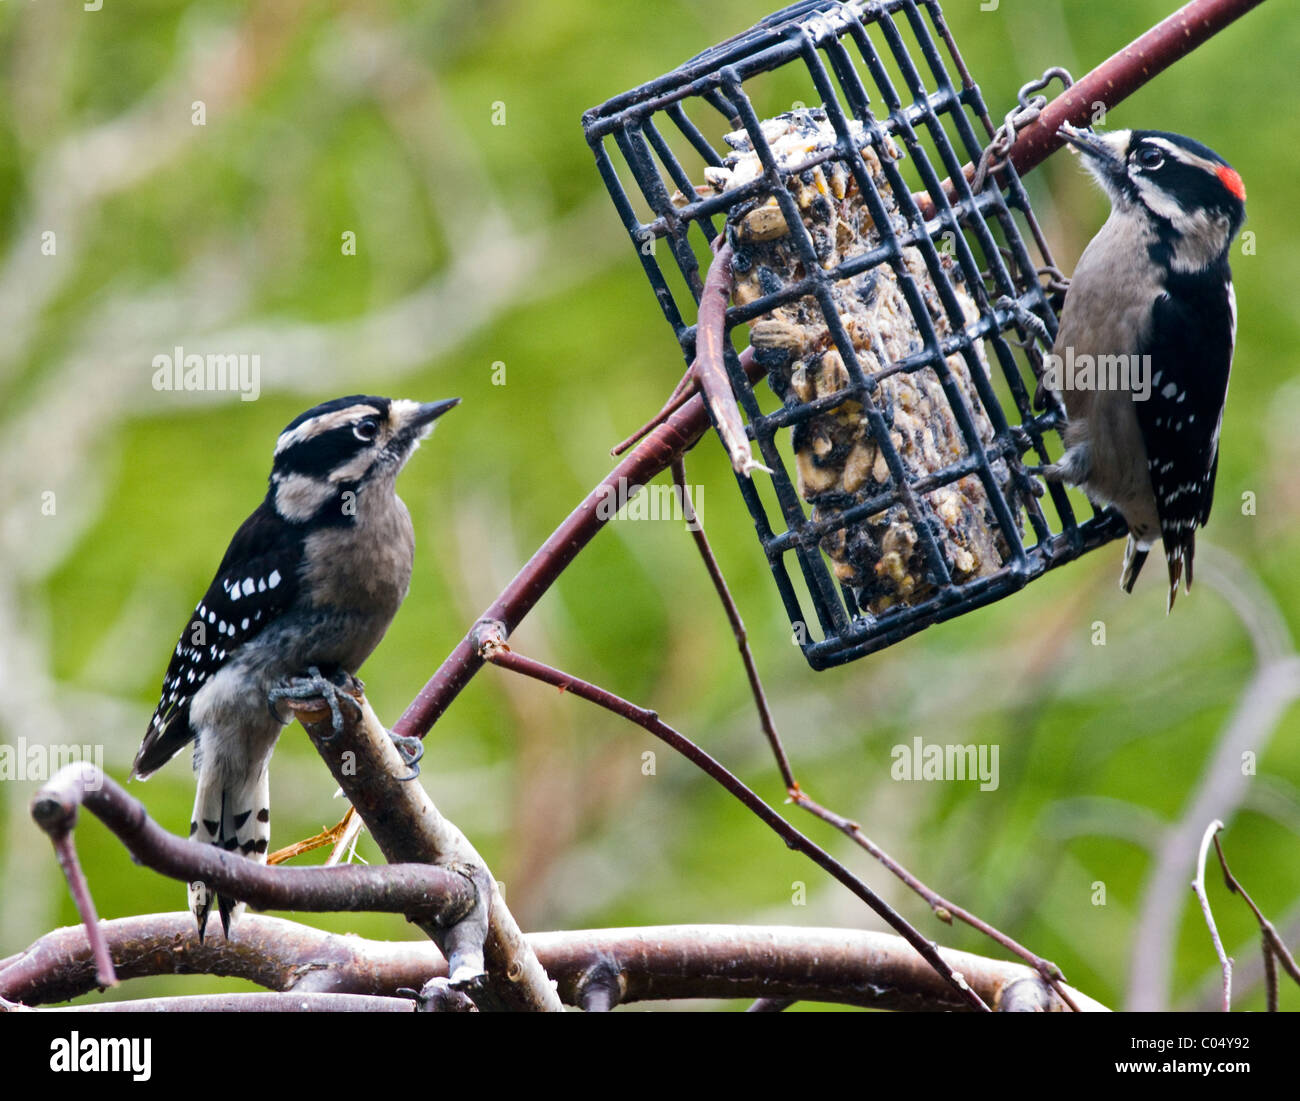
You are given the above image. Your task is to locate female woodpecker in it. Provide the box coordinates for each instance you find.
[132,395,458,939]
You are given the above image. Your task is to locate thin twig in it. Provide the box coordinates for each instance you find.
[611,364,697,457]
[45,825,116,988]
[474,626,990,1012]
[325,806,366,867]
[671,459,1078,1009]
[268,811,354,866]
[671,456,797,791]
[1262,937,1279,1012]
[611,347,760,459]
[1193,819,1232,1012]
[671,463,1082,1008]
[788,790,1080,1013]
[1213,833,1300,1006]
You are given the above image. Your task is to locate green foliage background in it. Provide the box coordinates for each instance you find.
[1,0,1296,1011]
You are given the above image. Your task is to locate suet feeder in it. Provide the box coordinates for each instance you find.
[582,0,1126,669]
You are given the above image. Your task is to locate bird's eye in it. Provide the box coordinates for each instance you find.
[1135,147,1164,170]
[353,420,379,442]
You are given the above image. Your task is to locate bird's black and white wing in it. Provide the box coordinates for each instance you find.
[1135,274,1236,605]
[132,501,301,779]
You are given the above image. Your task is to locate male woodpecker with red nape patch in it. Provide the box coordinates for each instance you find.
[1042,125,1246,609]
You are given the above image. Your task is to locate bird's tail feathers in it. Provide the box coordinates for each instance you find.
[1164,530,1196,614]
[1120,535,1149,594]
[188,766,271,941]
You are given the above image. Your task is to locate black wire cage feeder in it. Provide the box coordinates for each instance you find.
[582,0,1127,670]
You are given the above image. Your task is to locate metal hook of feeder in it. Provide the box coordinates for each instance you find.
[971,66,1076,194]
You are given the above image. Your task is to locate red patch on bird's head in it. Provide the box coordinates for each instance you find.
[1216,164,1246,201]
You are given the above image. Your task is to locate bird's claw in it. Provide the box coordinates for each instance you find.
[388,729,424,781]
[267,665,363,738]
[1017,465,1048,498]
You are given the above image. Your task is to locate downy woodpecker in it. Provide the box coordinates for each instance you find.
[131,394,459,939]
[1044,124,1245,609]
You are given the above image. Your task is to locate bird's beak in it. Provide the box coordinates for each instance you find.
[1058,123,1127,179]
[392,397,460,445]
[411,398,461,428]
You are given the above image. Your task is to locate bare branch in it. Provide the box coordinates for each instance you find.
[671,456,797,791]
[49,993,414,1014]
[28,763,478,954]
[694,240,769,478]
[789,790,1080,1012]
[284,692,562,1012]
[1213,833,1300,1000]
[611,363,698,457]
[1192,819,1232,1012]
[672,455,1078,1009]
[1,914,1108,1012]
[919,0,1267,215]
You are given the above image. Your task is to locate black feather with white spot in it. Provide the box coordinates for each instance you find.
[1135,266,1236,608]
[132,501,302,778]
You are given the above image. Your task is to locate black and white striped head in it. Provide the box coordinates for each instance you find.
[1059,124,1246,273]
[270,395,458,522]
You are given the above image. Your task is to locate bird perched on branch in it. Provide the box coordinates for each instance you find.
[131,394,459,939]
[1042,124,1245,610]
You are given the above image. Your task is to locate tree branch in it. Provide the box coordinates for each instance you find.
[920,0,1267,215]
[0,914,1107,1012]
[1192,819,1232,1012]
[28,762,479,989]
[1213,832,1300,1007]
[283,692,563,1012]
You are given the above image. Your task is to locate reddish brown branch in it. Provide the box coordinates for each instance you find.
[394,357,768,742]
[695,240,768,477]
[29,764,478,958]
[611,363,698,457]
[1008,0,1265,177]
[42,811,117,988]
[670,461,1081,1009]
[612,234,763,470]
[920,0,1265,216]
